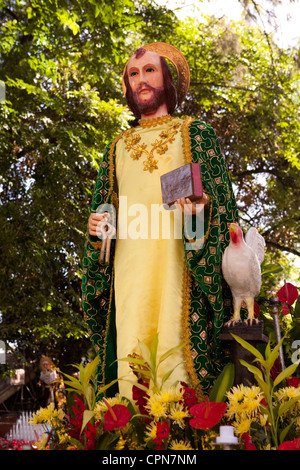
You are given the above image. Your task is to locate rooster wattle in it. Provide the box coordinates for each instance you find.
[222,222,265,325]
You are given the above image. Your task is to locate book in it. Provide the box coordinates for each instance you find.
[160,163,203,208]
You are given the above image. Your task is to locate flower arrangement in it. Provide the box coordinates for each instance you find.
[29,336,234,450]
[28,277,300,452]
[29,328,300,451]
[226,334,300,449]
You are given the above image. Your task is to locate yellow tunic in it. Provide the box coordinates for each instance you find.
[114,116,188,397]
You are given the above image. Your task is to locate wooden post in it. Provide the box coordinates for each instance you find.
[220,321,268,386]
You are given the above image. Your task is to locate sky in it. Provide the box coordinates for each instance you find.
[157,0,300,48]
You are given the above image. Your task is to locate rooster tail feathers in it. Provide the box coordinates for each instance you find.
[244,227,265,264]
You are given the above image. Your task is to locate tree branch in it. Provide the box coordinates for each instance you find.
[265,240,300,257]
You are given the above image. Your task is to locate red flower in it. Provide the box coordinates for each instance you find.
[270,358,281,381]
[277,282,299,306]
[180,382,198,407]
[260,398,268,407]
[242,433,257,450]
[156,421,170,439]
[153,421,170,450]
[189,397,227,430]
[103,404,131,431]
[282,304,290,316]
[84,421,101,450]
[278,438,300,450]
[69,395,86,440]
[287,376,300,388]
[132,378,149,415]
[254,301,260,318]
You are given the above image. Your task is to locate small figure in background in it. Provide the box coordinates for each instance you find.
[39,356,66,410]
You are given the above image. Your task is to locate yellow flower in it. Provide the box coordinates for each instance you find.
[159,386,183,404]
[169,403,190,428]
[30,403,64,426]
[244,386,262,400]
[227,384,246,403]
[201,430,218,450]
[34,433,48,450]
[226,385,262,419]
[274,386,300,402]
[147,398,167,419]
[234,417,252,436]
[263,444,271,450]
[259,413,268,427]
[115,435,126,450]
[57,430,71,446]
[145,422,157,442]
[169,439,194,450]
[274,386,300,420]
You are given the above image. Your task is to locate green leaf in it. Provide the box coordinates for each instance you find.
[209,362,235,402]
[64,381,84,394]
[81,409,95,434]
[150,333,159,375]
[261,263,283,276]
[239,359,263,381]
[137,340,151,366]
[123,380,149,394]
[68,437,84,450]
[161,363,181,388]
[82,356,99,387]
[239,360,269,396]
[96,378,121,399]
[294,297,300,319]
[158,342,186,365]
[265,341,271,360]
[231,334,265,362]
[279,416,300,444]
[273,361,300,388]
[97,431,120,450]
[267,337,285,371]
[259,402,272,422]
[278,396,300,417]
[129,368,152,378]
[117,357,149,368]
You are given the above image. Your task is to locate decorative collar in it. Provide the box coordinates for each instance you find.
[138,114,173,128]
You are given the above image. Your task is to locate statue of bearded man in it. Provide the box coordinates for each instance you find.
[82,43,239,399]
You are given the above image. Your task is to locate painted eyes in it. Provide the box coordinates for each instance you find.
[130,67,156,77]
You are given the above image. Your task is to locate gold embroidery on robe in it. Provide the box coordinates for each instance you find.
[123,118,182,173]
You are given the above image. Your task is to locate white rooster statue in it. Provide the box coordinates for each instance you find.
[222,222,265,326]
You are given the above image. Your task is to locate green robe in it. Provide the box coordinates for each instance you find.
[82,117,239,398]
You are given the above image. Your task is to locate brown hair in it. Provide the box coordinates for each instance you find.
[124,48,177,119]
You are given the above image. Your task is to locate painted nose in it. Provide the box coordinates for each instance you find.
[139,70,148,85]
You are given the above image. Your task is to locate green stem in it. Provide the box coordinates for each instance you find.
[265,369,278,449]
[267,388,278,449]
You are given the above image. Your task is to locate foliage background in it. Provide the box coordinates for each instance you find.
[0,0,299,385]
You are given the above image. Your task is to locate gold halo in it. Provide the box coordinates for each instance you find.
[122,42,190,105]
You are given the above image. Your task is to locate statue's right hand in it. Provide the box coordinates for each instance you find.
[88,212,107,236]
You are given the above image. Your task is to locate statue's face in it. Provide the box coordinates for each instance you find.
[126,50,165,114]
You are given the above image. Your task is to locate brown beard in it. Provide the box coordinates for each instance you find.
[132,84,166,115]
